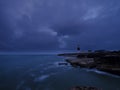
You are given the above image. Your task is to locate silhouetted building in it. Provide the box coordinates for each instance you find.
[77,45,80,51]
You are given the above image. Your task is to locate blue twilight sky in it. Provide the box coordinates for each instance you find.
[0,0,120,52]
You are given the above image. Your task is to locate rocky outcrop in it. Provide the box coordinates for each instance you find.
[71,86,102,90]
[66,58,96,68]
[58,50,120,76]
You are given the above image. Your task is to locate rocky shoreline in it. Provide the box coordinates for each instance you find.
[58,50,120,76]
[71,86,102,90]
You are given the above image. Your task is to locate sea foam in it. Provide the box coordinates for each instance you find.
[34,75,50,82]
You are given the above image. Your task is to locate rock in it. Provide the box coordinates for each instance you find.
[71,86,102,90]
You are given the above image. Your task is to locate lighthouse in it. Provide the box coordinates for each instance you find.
[77,45,80,51]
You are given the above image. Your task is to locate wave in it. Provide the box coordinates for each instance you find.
[34,72,58,82]
[34,75,50,82]
[94,70,120,78]
[85,68,120,78]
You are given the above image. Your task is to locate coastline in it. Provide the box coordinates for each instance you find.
[58,50,120,76]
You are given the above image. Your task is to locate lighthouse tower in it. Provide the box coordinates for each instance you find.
[77,45,80,52]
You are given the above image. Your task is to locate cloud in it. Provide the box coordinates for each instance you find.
[83,7,102,21]
[38,27,58,36]
[58,35,69,48]
[0,0,120,51]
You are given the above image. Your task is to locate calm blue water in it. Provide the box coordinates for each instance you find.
[0,55,120,90]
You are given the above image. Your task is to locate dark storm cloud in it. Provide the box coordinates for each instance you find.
[0,0,120,51]
[0,1,15,50]
[51,22,85,36]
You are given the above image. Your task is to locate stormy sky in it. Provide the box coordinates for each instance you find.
[0,0,120,52]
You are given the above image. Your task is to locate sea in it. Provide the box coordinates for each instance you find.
[0,54,120,90]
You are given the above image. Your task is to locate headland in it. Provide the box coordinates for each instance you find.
[58,50,120,76]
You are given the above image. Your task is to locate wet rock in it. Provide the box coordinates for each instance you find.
[71,86,102,90]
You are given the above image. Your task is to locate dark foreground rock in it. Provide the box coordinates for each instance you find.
[71,86,102,90]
